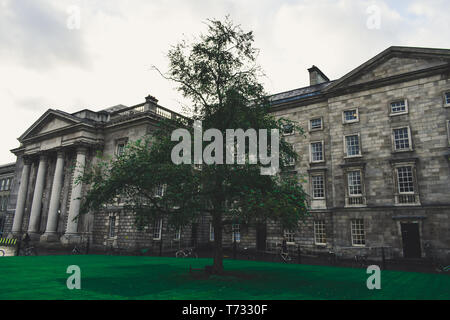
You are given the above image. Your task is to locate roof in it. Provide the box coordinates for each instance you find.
[269,46,450,107]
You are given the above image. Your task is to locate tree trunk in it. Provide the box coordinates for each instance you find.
[212,213,224,274]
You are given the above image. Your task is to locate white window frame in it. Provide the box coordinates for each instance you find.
[447,120,450,146]
[314,220,327,245]
[209,223,214,241]
[284,229,295,244]
[5,178,11,191]
[309,117,323,131]
[396,166,415,195]
[115,138,128,156]
[232,224,240,243]
[309,141,324,163]
[284,154,295,167]
[154,184,166,198]
[351,219,366,247]
[153,219,163,240]
[0,179,4,191]
[443,91,450,108]
[342,108,359,124]
[311,173,325,200]
[344,168,366,207]
[174,227,181,241]
[392,126,413,152]
[389,99,408,116]
[282,123,295,136]
[343,133,362,158]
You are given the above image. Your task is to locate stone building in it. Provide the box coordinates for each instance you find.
[0,163,15,237]
[2,46,450,261]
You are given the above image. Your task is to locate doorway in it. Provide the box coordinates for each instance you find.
[256,223,267,251]
[401,223,421,259]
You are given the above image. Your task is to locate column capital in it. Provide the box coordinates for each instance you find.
[56,149,65,158]
[75,146,89,155]
[38,153,48,162]
[23,156,32,166]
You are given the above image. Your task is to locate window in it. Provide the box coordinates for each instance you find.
[309,118,323,131]
[347,171,362,195]
[115,138,128,156]
[116,143,126,156]
[209,223,214,241]
[108,216,116,238]
[282,124,294,136]
[343,109,359,123]
[345,169,366,206]
[390,99,408,115]
[284,155,295,167]
[5,178,10,191]
[284,230,295,244]
[344,134,361,157]
[232,224,240,242]
[397,166,414,193]
[447,120,450,145]
[310,141,324,163]
[311,174,325,199]
[444,92,450,107]
[314,220,326,245]
[392,162,420,205]
[154,184,166,197]
[393,127,412,151]
[0,180,4,191]
[174,227,181,241]
[0,196,8,211]
[351,219,366,246]
[153,219,162,240]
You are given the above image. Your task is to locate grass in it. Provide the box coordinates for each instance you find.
[0,255,448,300]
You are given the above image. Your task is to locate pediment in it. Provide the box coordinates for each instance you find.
[326,47,450,91]
[19,109,81,141]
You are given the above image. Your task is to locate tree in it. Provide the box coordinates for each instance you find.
[79,17,309,274]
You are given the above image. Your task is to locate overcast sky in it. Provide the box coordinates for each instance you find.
[0,0,449,164]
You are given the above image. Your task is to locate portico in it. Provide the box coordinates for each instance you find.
[9,109,104,244]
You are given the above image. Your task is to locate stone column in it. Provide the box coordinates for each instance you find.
[41,151,65,242]
[10,159,31,235]
[27,155,48,237]
[62,147,87,244]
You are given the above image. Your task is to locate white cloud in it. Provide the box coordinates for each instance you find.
[0,0,449,163]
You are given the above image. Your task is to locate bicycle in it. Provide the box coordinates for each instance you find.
[280,249,292,263]
[354,254,368,267]
[18,246,37,256]
[176,248,198,258]
[0,249,5,257]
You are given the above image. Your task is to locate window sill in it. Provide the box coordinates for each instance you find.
[343,120,359,124]
[309,128,323,132]
[351,244,366,247]
[392,149,414,153]
[344,155,362,159]
[389,112,408,116]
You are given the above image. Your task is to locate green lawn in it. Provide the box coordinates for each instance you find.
[0,255,448,300]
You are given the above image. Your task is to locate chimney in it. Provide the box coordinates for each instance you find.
[145,94,159,105]
[308,65,330,86]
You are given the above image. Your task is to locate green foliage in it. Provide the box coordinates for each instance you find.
[79,17,310,271]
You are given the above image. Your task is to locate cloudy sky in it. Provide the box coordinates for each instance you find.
[0,0,449,163]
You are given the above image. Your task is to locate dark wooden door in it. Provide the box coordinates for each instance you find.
[256,223,267,251]
[191,223,198,247]
[401,223,421,258]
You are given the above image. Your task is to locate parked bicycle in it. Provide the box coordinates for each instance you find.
[354,254,368,267]
[0,249,5,257]
[175,247,198,258]
[18,245,37,256]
